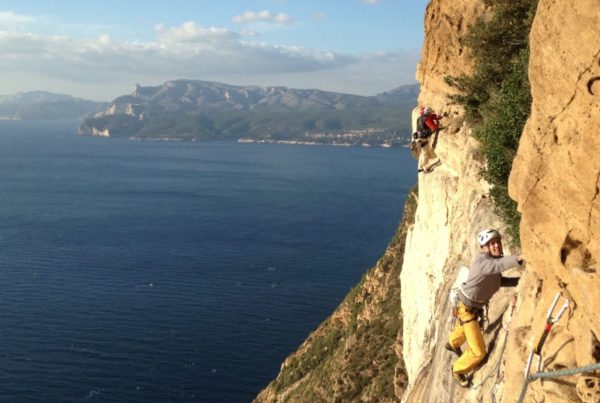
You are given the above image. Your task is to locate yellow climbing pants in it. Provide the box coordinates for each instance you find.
[448,301,486,374]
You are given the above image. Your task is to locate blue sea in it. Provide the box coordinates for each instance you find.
[0,120,416,402]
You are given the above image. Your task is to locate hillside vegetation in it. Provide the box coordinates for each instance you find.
[80,81,417,145]
[445,0,538,243]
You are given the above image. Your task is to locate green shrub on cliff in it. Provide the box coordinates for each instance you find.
[445,0,538,243]
[476,50,531,241]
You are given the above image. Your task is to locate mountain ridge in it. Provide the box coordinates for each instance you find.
[79,80,418,145]
[0,91,105,120]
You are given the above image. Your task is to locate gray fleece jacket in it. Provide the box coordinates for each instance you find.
[459,253,521,309]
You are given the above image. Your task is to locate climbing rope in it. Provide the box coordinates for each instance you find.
[453,290,597,402]
[517,362,600,403]
[530,362,600,380]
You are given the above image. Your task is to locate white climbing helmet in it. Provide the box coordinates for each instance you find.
[477,229,502,246]
[423,106,432,115]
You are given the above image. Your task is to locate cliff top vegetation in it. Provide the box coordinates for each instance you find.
[445,0,539,244]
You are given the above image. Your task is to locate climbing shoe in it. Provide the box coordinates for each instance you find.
[452,371,471,388]
[445,342,462,357]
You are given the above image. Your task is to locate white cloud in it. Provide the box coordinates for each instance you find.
[0,10,36,24]
[241,29,259,37]
[232,10,292,25]
[361,0,382,5]
[265,49,420,95]
[0,20,418,100]
[0,22,352,81]
[155,21,239,43]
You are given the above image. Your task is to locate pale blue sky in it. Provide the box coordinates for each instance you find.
[0,0,429,101]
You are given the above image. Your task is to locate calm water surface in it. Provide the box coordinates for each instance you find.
[0,120,416,402]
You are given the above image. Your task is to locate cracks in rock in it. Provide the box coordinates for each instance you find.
[521,171,543,210]
[530,51,600,213]
[520,144,545,209]
[556,275,569,289]
[542,337,575,369]
[549,46,600,123]
[591,331,600,362]
[444,179,451,226]
[520,117,558,209]
[567,150,575,166]
[534,278,543,299]
[588,171,600,236]
[549,91,578,125]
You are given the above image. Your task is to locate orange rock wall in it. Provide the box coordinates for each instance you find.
[506,0,600,401]
[404,0,600,401]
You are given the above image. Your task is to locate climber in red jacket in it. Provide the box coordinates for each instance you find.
[414,106,441,173]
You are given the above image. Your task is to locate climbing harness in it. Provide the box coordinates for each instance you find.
[448,266,469,327]
[455,285,488,329]
[449,299,458,327]
[479,304,489,330]
[450,300,485,328]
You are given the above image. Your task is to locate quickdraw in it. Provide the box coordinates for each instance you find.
[523,292,570,380]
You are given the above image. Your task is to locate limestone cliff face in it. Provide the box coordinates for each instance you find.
[402,0,487,380]
[254,1,599,401]
[416,0,485,115]
[90,127,110,137]
[504,0,600,401]
[402,0,600,402]
[401,1,520,401]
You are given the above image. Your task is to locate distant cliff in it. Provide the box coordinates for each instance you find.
[0,91,104,120]
[79,80,418,145]
[254,0,600,402]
